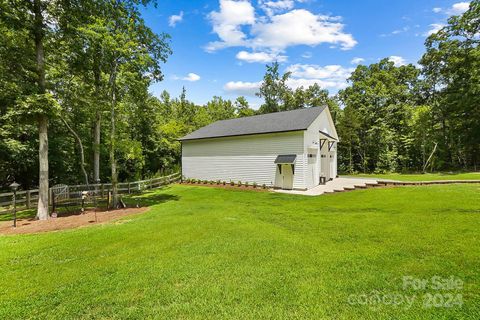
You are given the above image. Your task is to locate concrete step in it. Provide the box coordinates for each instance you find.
[353,184,367,189]
[365,182,380,187]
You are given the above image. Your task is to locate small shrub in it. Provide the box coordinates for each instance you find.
[203,180,208,184]
[244,181,249,187]
[262,184,267,189]
[237,181,242,187]
[230,181,235,186]
[210,180,215,185]
[222,181,226,185]
[216,180,221,185]
[253,182,257,188]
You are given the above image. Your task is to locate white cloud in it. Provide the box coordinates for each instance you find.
[206,0,256,51]
[425,23,445,36]
[223,81,261,96]
[225,63,354,97]
[251,9,357,51]
[350,57,365,64]
[168,11,184,27]
[432,2,470,15]
[259,0,295,16]
[448,2,470,14]
[206,2,357,52]
[184,73,201,81]
[236,50,287,63]
[388,56,407,67]
[174,73,201,82]
[287,64,353,80]
[286,64,354,90]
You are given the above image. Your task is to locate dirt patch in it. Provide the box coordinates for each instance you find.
[0,207,149,235]
[179,182,270,192]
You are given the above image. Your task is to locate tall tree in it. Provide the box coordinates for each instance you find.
[338,59,420,173]
[420,0,480,169]
[257,62,292,113]
[89,0,171,207]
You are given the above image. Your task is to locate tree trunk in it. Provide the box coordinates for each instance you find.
[109,61,118,208]
[93,111,101,182]
[37,115,49,219]
[348,143,353,173]
[61,116,89,185]
[34,0,49,220]
[93,61,101,183]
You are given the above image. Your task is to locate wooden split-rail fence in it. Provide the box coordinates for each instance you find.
[0,172,181,215]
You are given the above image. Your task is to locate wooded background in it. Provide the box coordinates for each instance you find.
[0,1,479,215]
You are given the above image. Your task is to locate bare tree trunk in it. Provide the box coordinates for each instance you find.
[109,61,118,208]
[61,116,89,185]
[93,61,101,183]
[37,116,49,219]
[423,142,438,173]
[93,111,101,182]
[349,143,353,173]
[34,0,49,220]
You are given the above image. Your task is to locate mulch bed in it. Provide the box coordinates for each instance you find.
[0,207,149,235]
[179,182,270,192]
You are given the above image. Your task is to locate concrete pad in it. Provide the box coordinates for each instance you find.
[274,177,379,196]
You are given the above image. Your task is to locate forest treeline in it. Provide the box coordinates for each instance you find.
[0,1,479,217]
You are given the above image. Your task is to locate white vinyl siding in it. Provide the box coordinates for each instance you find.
[303,107,338,189]
[182,131,307,189]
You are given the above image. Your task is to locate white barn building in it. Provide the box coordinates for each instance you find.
[179,106,338,190]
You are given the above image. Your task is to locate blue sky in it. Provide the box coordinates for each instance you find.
[142,0,471,108]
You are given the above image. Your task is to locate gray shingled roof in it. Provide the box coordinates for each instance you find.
[179,106,326,141]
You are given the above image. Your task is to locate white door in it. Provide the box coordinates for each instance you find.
[321,154,330,180]
[329,153,335,180]
[281,164,294,190]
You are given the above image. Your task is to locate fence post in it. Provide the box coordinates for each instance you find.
[107,189,110,210]
[101,184,104,198]
[26,190,31,209]
[52,190,56,214]
[128,182,131,194]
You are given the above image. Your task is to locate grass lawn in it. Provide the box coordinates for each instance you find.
[1,184,479,319]
[343,172,480,181]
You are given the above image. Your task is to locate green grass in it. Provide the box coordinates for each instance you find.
[343,172,480,181]
[1,184,479,319]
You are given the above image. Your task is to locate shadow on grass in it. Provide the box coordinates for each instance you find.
[0,209,36,222]
[122,189,180,208]
[0,189,180,222]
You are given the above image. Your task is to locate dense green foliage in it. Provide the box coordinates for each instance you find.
[0,184,479,318]
[338,1,480,173]
[0,1,478,192]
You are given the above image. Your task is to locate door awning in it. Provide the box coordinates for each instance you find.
[274,154,296,164]
[319,130,338,141]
